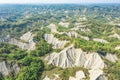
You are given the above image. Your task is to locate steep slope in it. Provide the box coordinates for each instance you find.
[0,31,36,50]
[45,45,105,69]
[0,61,20,76]
[45,44,119,80]
[47,23,58,33]
[44,33,69,49]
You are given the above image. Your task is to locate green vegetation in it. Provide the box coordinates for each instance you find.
[0,4,120,80]
[16,56,44,80]
[54,33,71,41]
[0,43,27,61]
[74,38,120,57]
[104,60,120,80]
[60,67,89,80]
[57,25,70,32]
[34,29,52,56]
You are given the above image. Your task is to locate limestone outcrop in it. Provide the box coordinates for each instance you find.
[0,61,20,76]
[44,34,68,49]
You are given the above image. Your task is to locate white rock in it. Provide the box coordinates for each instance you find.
[44,34,68,49]
[84,53,105,70]
[20,31,33,42]
[109,33,120,40]
[59,22,69,28]
[75,49,86,67]
[0,61,20,76]
[105,54,118,63]
[0,32,36,50]
[115,46,120,50]
[43,74,59,80]
[89,69,103,80]
[0,61,9,76]
[76,71,85,79]
[47,23,57,33]
[80,35,89,41]
[46,45,87,68]
[93,38,109,43]
[65,31,78,38]
[45,45,104,70]
[69,77,77,80]
[43,76,50,80]
[79,27,90,32]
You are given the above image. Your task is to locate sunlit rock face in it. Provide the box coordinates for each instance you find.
[19,31,36,50]
[104,54,118,63]
[89,69,103,80]
[45,44,107,80]
[84,53,104,70]
[65,31,78,38]
[93,38,109,43]
[20,31,33,42]
[115,45,120,50]
[0,31,36,50]
[0,61,20,76]
[44,33,68,49]
[59,22,70,28]
[47,23,58,33]
[45,45,105,69]
[43,74,60,80]
[109,33,120,40]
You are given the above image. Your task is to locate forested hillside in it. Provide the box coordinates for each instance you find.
[0,4,120,80]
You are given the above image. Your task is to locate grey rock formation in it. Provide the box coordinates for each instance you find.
[59,22,69,28]
[43,76,50,80]
[109,33,120,40]
[0,31,36,50]
[89,69,103,80]
[20,31,33,42]
[115,45,120,50]
[96,74,108,80]
[47,23,58,33]
[0,61,20,76]
[45,45,104,69]
[0,61,9,76]
[65,31,78,38]
[44,34,68,49]
[43,74,59,80]
[93,38,109,43]
[80,35,89,41]
[84,53,104,70]
[104,54,118,63]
